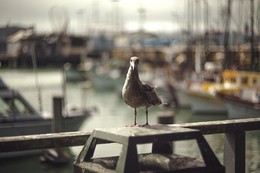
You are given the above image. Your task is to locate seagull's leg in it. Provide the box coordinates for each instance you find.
[134,108,137,125]
[145,107,149,125]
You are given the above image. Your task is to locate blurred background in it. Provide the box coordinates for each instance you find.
[0,0,260,172]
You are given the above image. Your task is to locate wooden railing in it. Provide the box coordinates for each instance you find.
[1,118,260,173]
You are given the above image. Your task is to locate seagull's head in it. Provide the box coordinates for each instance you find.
[130,57,139,70]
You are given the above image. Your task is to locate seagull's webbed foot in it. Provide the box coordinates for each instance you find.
[140,123,150,127]
[125,123,140,127]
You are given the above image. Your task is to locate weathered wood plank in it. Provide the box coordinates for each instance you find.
[224,132,246,173]
[0,118,260,152]
[0,131,92,152]
[170,117,260,134]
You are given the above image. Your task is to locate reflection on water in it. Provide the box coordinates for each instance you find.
[0,69,259,173]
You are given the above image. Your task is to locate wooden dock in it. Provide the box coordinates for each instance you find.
[1,118,260,173]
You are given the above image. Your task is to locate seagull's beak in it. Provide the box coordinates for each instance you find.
[130,61,135,70]
[132,63,135,70]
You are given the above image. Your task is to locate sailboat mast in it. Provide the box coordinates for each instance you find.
[223,0,232,70]
[203,0,209,62]
[250,0,256,71]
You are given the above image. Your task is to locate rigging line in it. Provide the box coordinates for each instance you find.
[31,44,43,113]
[62,64,68,117]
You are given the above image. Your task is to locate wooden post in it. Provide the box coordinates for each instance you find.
[157,111,175,124]
[224,132,245,173]
[53,96,64,133]
[116,142,139,173]
[157,110,175,153]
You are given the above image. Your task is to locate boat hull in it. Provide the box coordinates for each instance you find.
[224,101,260,119]
[0,114,88,137]
[217,93,260,119]
[174,87,191,108]
[91,73,124,90]
[187,91,227,115]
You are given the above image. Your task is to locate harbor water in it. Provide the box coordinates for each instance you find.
[0,69,260,173]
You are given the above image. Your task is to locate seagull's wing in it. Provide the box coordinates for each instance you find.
[142,83,154,91]
[142,83,162,105]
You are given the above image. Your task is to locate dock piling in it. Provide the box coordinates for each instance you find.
[224,132,245,173]
[157,110,175,124]
[52,96,63,133]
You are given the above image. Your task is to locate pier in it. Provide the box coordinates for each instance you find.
[1,118,260,173]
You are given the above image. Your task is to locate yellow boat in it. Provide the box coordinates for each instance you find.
[186,70,258,115]
[217,71,260,119]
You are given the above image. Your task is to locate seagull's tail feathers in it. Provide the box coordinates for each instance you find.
[148,90,162,106]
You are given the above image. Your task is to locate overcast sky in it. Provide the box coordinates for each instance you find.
[0,0,254,34]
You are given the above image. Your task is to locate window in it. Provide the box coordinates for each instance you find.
[241,77,248,85]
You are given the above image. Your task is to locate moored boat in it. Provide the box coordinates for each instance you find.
[0,78,91,158]
[217,71,260,119]
[0,79,90,137]
[91,69,124,90]
[186,89,227,115]
[217,88,260,119]
[173,81,191,108]
[185,70,260,115]
[184,71,228,115]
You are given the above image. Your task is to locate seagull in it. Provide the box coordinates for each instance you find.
[122,57,162,126]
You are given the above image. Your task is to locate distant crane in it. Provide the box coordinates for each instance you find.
[49,6,70,116]
[49,6,69,35]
